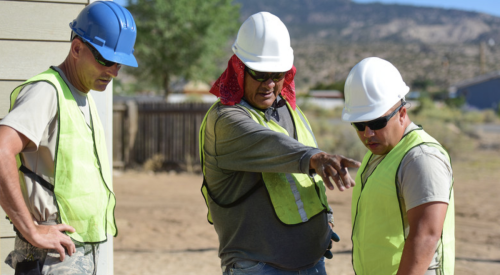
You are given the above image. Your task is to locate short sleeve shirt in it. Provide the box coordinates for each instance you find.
[361,123,452,214]
[360,123,453,270]
[0,66,90,224]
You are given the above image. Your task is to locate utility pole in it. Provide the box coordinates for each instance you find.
[480,41,486,75]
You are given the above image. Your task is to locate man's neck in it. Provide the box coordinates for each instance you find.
[58,59,89,93]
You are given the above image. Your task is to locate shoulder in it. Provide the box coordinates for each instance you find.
[402,144,451,172]
[398,144,453,209]
[8,81,58,112]
[0,81,58,150]
[207,102,252,125]
[20,81,57,95]
[16,81,58,104]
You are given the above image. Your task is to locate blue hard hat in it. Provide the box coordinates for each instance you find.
[70,1,138,67]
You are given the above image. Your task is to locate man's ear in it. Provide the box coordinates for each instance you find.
[399,106,407,125]
[70,39,83,60]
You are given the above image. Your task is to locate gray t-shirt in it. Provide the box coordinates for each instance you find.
[0,66,90,224]
[202,97,330,271]
[361,122,453,270]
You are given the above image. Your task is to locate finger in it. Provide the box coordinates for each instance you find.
[338,167,354,189]
[56,224,75,233]
[331,231,340,242]
[344,173,356,188]
[337,165,356,189]
[323,176,334,191]
[56,244,66,262]
[324,165,344,191]
[60,234,75,256]
[340,157,361,168]
[329,157,354,190]
[324,250,333,259]
[316,164,334,190]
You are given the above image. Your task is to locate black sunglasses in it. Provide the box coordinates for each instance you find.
[246,67,287,82]
[352,102,406,131]
[79,38,119,67]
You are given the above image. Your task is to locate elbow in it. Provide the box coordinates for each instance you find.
[424,232,442,246]
[408,228,443,248]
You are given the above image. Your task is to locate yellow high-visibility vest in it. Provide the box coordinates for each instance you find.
[199,99,329,225]
[351,127,455,275]
[9,68,117,243]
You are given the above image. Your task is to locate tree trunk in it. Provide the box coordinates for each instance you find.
[163,73,170,99]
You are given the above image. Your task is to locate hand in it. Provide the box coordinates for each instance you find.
[27,224,76,262]
[324,231,341,259]
[310,152,361,191]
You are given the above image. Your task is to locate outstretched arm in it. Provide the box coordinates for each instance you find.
[396,202,448,275]
[0,125,76,261]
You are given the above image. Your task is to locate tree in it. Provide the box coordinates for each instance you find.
[126,0,240,97]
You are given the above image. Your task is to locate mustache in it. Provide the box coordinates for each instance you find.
[364,138,378,144]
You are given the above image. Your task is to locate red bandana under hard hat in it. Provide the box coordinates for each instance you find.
[209,54,297,110]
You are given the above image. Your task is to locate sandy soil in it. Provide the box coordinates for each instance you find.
[113,149,500,275]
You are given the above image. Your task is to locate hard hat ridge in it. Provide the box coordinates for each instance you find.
[70,1,138,67]
[342,57,409,122]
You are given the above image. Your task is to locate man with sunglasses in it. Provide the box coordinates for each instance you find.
[342,57,454,275]
[200,12,360,275]
[0,2,137,274]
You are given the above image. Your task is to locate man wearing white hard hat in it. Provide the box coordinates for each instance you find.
[342,57,455,275]
[199,11,360,274]
[0,1,137,274]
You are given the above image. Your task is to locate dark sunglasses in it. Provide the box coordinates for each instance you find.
[352,102,406,131]
[246,67,287,82]
[79,38,119,67]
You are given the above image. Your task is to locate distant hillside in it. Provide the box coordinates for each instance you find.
[233,0,500,92]
[235,0,500,44]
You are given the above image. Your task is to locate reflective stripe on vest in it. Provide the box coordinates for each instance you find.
[285,173,308,222]
[199,99,329,225]
[9,68,117,243]
[351,127,455,275]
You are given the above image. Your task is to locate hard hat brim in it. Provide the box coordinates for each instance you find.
[235,51,293,73]
[100,48,138,68]
[87,39,138,67]
[341,90,409,123]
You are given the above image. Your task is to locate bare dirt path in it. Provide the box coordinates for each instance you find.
[113,149,500,275]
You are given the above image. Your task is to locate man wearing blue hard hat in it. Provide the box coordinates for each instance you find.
[0,1,137,274]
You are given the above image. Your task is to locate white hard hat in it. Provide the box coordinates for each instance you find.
[342,57,409,122]
[232,12,294,72]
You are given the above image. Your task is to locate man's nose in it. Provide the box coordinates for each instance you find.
[262,78,276,88]
[363,126,375,137]
[107,63,121,78]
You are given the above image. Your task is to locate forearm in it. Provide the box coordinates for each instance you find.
[396,230,441,275]
[218,140,320,174]
[0,149,36,239]
[210,106,321,174]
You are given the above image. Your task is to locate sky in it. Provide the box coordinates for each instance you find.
[114,0,500,18]
[353,0,500,17]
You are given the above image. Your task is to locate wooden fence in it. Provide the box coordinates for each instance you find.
[113,101,213,171]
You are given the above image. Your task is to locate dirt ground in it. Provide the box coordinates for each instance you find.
[113,148,500,275]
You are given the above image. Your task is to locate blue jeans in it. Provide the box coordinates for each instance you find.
[223,257,327,275]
